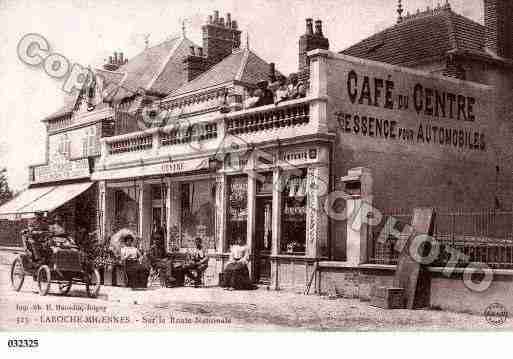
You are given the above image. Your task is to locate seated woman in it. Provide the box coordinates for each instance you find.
[120,235,149,289]
[222,238,253,290]
[183,237,209,287]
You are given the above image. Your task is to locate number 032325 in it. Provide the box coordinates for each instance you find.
[7,339,39,348]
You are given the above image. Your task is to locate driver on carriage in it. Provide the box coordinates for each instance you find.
[25,212,50,262]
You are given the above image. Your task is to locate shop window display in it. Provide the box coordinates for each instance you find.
[227,176,248,246]
[281,170,307,254]
[180,180,216,250]
[113,187,139,234]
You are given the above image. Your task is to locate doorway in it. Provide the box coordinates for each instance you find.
[254,196,272,284]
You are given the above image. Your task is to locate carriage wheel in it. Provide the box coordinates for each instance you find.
[37,265,51,296]
[85,268,101,298]
[10,257,25,291]
[57,280,72,295]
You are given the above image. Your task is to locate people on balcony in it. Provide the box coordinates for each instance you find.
[274,75,289,105]
[287,73,306,99]
[241,73,307,111]
[255,81,274,107]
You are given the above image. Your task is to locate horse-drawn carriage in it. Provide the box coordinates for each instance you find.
[10,229,101,297]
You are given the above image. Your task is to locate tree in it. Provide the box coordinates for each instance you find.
[0,168,13,206]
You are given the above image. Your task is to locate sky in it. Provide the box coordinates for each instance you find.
[0,0,482,191]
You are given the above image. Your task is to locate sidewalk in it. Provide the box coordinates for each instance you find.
[1,249,509,330]
[0,248,19,266]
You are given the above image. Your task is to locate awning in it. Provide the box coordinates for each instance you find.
[0,182,93,220]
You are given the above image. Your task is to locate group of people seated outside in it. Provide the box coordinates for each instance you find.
[139,230,254,291]
[243,73,307,110]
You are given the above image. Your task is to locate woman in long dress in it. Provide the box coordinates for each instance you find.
[223,238,253,290]
[120,235,149,289]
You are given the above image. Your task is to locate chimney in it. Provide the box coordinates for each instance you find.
[269,62,276,83]
[314,20,323,36]
[298,18,330,80]
[202,10,242,66]
[484,0,513,59]
[184,46,207,82]
[306,18,313,35]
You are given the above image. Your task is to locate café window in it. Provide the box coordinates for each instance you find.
[227,176,248,246]
[180,180,216,250]
[113,186,139,234]
[281,169,307,255]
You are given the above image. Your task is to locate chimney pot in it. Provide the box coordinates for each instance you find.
[227,13,232,26]
[198,47,203,57]
[220,17,225,27]
[306,18,313,35]
[214,10,219,23]
[315,20,323,36]
[231,20,238,29]
[119,52,124,63]
[208,15,213,24]
[109,56,113,64]
[190,46,195,56]
[114,52,118,63]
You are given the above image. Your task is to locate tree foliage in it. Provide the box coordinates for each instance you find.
[0,168,13,205]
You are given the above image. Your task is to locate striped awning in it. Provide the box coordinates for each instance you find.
[0,182,93,220]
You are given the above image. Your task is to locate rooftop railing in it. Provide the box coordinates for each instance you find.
[225,99,310,135]
[101,97,314,159]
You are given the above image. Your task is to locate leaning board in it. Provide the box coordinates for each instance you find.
[393,208,435,309]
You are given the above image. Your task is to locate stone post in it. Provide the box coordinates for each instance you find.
[215,174,228,253]
[341,167,373,266]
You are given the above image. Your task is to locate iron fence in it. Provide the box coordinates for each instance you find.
[368,209,513,269]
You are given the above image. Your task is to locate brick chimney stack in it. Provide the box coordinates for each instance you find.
[202,10,242,66]
[298,18,330,82]
[183,45,208,82]
[484,0,513,59]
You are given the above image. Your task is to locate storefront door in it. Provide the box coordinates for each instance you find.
[254,196,272,284]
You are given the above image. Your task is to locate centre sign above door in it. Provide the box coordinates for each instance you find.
[92,157,210,181]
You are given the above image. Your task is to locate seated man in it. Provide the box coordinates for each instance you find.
[183,237,209,287]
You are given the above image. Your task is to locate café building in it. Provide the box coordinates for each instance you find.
[3,3,512,295]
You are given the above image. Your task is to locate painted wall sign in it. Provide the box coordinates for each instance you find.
[328,54,493,154]
[32,158,91,183]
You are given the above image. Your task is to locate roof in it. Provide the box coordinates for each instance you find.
[115,36,199,97]
[45,36,199,120]
[166,48,275,99]
[341,5,486,67]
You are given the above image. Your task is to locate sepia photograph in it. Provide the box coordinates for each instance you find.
[0,0,512,345]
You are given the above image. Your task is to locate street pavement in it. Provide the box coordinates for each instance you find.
[0,250,510,331]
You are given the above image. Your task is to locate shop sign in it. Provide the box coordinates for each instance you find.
[31,158,90,183]
[161,158,209,174]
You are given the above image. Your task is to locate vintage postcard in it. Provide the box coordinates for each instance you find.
[0,0,512,339]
